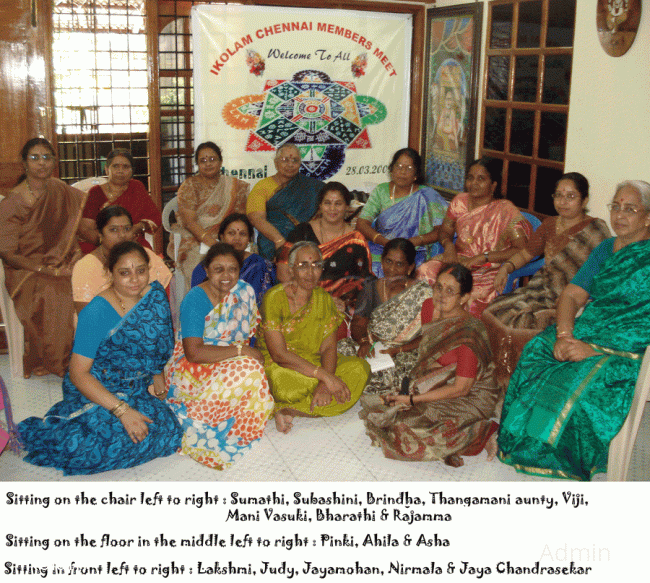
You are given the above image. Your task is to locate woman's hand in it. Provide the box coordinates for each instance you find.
[148,374,167,400]
[441,246,458,264]
[494,264,511,294]
[554,337,599,362]
[460,255,487,269]
[356,341,374,358]
[119,407,153,444]
[314,371,351,409]
[379,345,403,357]
[243,346,264,363]
[382,394,410,406]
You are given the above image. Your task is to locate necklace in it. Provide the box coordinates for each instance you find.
[318,218,346,243]
[112,288,141,314]
[390,183,415,201]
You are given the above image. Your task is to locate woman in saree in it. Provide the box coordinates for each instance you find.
[356,148,448,275]
[497,180,650,481]
[165,242,273,469]
[417,157,531,317]
[247,144,324,261]
[18,241,182,475]
[72,205,172,312]
[190,213,275,308]
[276,181,371,314]
[482,173,610,386]
[170,142,249,291]
[338,238,432,395]
[360,264,500,467]
[0,138,85,378]
[259,241,370,433]
[79,149,161,253]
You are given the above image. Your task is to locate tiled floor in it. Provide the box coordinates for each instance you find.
[1,354,648,482]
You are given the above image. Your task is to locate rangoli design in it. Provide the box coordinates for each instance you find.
[222,69,387,180]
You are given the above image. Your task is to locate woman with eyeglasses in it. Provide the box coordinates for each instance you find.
[356,148,449,275]
[417,157,531,317]
[338,238,432,395]
[497,180,650,480]
[482,173,610,388]
[171,142,249,292]
[0,138,85,378]
[258,241,370,433]
[360,263,500,467]
[79,148,162,254]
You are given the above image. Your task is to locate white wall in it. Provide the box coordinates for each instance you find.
[433,0,650,224]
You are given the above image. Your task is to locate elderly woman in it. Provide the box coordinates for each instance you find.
[0,138,85,378]
[72,205,172,312]
[356,148,448,275]
[360,264,500,467]
[276,182,371,313]
[79,148,161,253]
[259,241,370,433]
[246,144,324,260]
[417,157,531,316]
[171,142,249,291]
[18,241,182,475]
[497,180,650,481]
[190,213,275,307]
[338,238,432,395]
[165,242,273,469]
[482,172,610,386]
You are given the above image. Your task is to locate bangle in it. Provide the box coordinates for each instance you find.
[275,237,285,245]
[237,345,242,356]
[200,231,208,243]
[313,366,320,378]
[484,252,490,263]
[372,233,380,243]
[409,394,414,406]
[111,400,130,418]
[556,330,573,339]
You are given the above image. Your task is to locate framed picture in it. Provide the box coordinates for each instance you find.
[422,3,482,198]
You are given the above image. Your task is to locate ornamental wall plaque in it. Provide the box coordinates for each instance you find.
[597,0,642,57]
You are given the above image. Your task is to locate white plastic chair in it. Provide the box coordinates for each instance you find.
[607,345,650,481]
[162,196,185,318]
[71,176,107,192]
[0,261,24,379]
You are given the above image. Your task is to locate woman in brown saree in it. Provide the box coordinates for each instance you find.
[360,264,500,467]
[0,138,86,377]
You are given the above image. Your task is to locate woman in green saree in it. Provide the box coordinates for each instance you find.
[497,180,650,480]
[259,241,370,433]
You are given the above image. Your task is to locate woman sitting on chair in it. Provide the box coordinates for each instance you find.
[360,263,500,467]
[482,172,610,386]
[18,241,182,475]
[259,241,370,433]
[497,180,650,481]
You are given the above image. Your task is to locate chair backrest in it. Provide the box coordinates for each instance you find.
[520,211,541,232]
[71,176,107,192]
[162,196,178,233]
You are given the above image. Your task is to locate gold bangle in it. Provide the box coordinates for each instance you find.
[556,330,573,339]
[237,345,242,357]
[200,231,208,243]
[372,233,380,243]
[313,366,320,378]
[274,237,285,245]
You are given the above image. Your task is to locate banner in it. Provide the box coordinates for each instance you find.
[192,5,412,192]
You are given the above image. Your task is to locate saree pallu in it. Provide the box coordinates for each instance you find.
[256,174,324,260]
[18,282,182,475]
[0,178,85,377]
[417,194,531,317]
[339,280,433,395]
[81,179,161,253]
[498,239,650,480]
[165,280,273,470]
[280,224,372,311]
[171,174,249,290]
[482,218,611,387]
[366,184,448,275]
[259,285,369,417]
[360,315,500,461]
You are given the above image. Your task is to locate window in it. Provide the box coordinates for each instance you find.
[480,0,575,215]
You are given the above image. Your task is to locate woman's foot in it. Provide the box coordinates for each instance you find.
[485,433,498,461]
[275,411,294,434]
[444,454,464,468]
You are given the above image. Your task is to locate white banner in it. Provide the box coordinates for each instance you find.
[192,5,412,192]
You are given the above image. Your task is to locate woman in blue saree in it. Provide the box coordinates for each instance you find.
[497,180,650,480]
[18,241,182,475]
[191,213,275,307]
[356,148,449,275]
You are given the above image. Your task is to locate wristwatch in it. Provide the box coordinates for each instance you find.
[484,252,490,263]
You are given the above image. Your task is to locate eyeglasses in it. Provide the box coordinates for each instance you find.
[433,283,460,297]
[394,164,415,172]
[28,154,54,162]
[552,192,579,201]
[295,261,324,271]
[607,203,643,215]
[278,157,300,164]
[198,156,220,164]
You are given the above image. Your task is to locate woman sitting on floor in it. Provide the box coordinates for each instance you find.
[338,238,432,395]
[360,263,500,467]
[165,242,273,469]
[72,205,171,313]
[497,180,650,481]
[190,213,275,307]
[276,181,372,315]
[18,241,182,475]
[259,241,370,433]
[482,172,610,386]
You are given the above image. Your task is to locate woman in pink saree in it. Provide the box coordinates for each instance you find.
[417,158,531,317]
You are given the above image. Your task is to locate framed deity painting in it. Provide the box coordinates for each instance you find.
[423,3,482,198]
